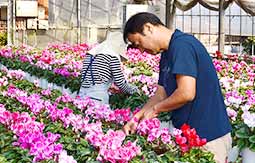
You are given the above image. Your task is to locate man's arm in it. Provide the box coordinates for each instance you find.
[123,84,167,135]
[142,74,196,120]
[134,84,168,119]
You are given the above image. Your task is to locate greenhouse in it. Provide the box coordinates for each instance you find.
[0,0,254,163]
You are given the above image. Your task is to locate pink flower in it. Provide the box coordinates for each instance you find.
[226,108,237,121]
[137,118,161,136]
[33,79,40,87]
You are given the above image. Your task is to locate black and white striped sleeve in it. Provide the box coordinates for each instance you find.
[110,56,137,94]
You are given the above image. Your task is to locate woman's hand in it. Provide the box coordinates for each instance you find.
[108,84,121,94]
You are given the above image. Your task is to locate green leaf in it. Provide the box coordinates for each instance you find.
[237,139,248,149]
[235,128,249,138]
[85,161,100,163]
[249,135,255,143]
[66,144,75,151]
[80,138,89,147]
[249,144,255,152]
[79,148,91,156]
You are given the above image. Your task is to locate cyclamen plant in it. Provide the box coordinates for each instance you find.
[1,68,143,162]
[0,67,215,163]
[125,48,160,72]
[213,56,255,153]
[0,43,91,78]
[0,46,229,163]
[174,124,207,153]
[0,104,63,162]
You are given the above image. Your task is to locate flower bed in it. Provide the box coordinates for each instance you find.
[0,66,215,163]
[213,57,255,154]
[1,43,254,162]
[0,44,90,92]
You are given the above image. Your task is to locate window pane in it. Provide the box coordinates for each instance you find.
[231,16,240,35]
[191,16,199,33]
[184,16,191,33]
[210,16,218,34]
[242,16,252,36]
[201,16,209,34]
[175,16,184,31]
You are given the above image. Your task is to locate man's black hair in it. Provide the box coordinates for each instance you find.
[123,12,164,43]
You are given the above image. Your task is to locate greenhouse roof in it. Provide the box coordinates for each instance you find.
[175,0,255,16]
[0,2,8,7]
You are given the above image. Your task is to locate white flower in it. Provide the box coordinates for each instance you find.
[233,80,240,88]
[224,99,231,106]
[241,104,251,112]
[242,111,255,128]
[58,150,77,163]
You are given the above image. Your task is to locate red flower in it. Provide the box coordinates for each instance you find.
[40,56,52,64]
[180,144,189,153]
[175,135,187,145]
[176,124,207,154]
[34,54,41,59]
[215,51,223,59]
[197,138,207,146]
[181,123,190,131]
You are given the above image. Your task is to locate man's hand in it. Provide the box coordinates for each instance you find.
[123,85,166,135]
[123,104,161,135]
[141,106,159,120]
[123,117,139,135]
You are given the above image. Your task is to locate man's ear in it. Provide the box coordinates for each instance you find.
[143,23,154,35]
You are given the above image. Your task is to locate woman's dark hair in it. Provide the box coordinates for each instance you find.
[123,12,164,43]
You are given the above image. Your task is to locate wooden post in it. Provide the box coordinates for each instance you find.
[166,0,175,29]
[218,0,225,54]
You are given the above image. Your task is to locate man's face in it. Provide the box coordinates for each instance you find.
[127,28,161,55]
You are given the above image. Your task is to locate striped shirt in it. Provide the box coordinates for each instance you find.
[81,53,137,94]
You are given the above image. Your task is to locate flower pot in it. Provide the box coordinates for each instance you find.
[40,78,48,89]
[160,121,170,129]
[153,146,168,155]
[24,72,31,81]
[241,147,255,163]
[227,146,239,162]
[67,88,77,98]
[30,75,37,82]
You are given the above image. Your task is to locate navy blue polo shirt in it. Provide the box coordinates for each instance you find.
[158,29,231,141]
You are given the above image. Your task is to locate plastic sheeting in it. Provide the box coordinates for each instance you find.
[174,0,255,15]
[234,0,255,16]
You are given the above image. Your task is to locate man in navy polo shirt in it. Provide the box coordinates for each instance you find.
[123,12,232,163]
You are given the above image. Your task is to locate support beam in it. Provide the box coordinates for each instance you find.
[252,17,254,56]
[218,0,225,54]
[165,0,175,29]
[252,44,254,56]
[12,0,15,45]
[77,0,81,44]
[7,0,13,45]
